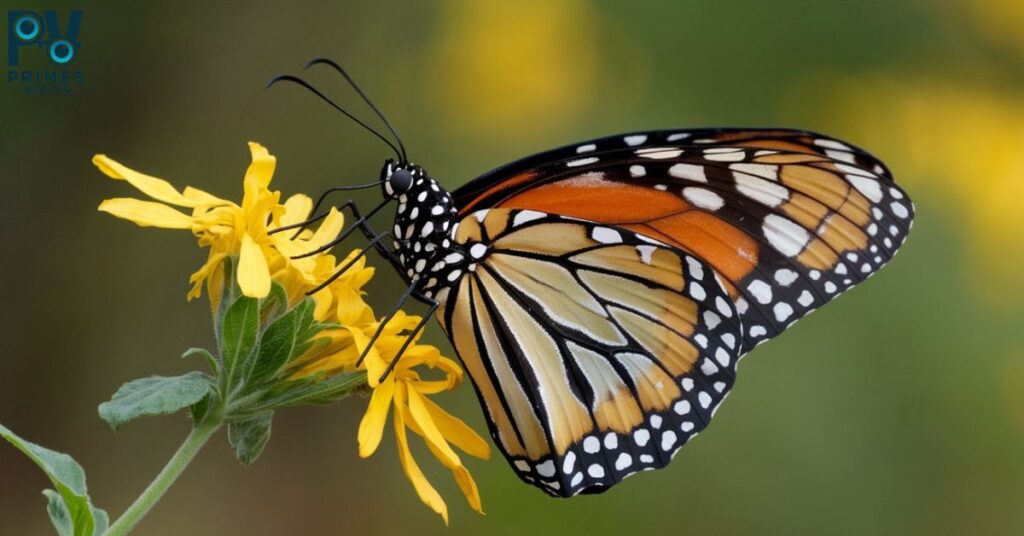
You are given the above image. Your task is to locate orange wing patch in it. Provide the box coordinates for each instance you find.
[498,175,760,296]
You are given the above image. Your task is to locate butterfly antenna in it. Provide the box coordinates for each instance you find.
[305,57,409,164]
[267,74,403,162]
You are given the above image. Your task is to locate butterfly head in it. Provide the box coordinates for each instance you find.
[380,159,419,199]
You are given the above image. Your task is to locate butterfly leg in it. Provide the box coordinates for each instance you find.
[353,279,420,368]
[305,230,398,295]
[375,293,438,383]
[271,197,391,256]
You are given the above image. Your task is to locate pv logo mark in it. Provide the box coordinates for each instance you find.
[8,10,82,66]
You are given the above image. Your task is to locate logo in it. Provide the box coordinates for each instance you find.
[7,9,84,95]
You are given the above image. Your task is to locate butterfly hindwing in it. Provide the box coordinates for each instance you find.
[435,208,741,497]
[453,128,914,354]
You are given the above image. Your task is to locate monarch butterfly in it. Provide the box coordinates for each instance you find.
[270,58,914,497]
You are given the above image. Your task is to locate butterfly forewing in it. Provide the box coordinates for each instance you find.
[437,208,741,497]
[452,128,914,354]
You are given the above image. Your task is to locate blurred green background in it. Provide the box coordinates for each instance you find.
[2,0,1023,534]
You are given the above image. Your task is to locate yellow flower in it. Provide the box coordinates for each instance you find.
[97,142,490,522]
[355,311,490,525]
[94,142,344,309]
[291,308,491,524]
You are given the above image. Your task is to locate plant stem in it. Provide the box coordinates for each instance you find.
[103,419,221,536]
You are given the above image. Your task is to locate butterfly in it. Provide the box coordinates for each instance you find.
[270,59,914,498]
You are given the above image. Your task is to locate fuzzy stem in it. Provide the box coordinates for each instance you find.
[103,419,221,536]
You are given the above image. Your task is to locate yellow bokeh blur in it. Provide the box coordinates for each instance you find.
[792,75,1024,307]
[427,0,600,140]
[963,0,1024,57]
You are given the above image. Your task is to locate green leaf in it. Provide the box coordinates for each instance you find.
[44,489,73,536]
[293,299,320,341]
[189,391,219,427]
[259,281,289,327]
[247,298,319,386]
[220,293,260,392]
[214,256,239,339]
[0,424,107,536]
[98,372,213,430]
[255,371,367,411]
[90,503,109,534]
[182,347,218,375]
[227,413,272,465]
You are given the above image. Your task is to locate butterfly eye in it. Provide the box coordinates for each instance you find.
[388,168,414,196]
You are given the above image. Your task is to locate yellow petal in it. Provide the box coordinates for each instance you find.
[333,285,368,326]
[451,465,484,514]
[306,208,345,251]
[419,394,491,460]
[93,154,223,208]
[206,254,227,313]
[243,142,276,205]
[280,194,313,227]
[394,387,449,525]
[98,198,194,228]
[405,387,463,469]
[312,289,333,321]
[183,186,230,206]
[237,233,271,297]
[351,327,387,387]
[357,377,394,457]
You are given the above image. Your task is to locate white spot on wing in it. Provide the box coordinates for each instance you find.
[848,174,883,202]
[730,163,778,181]
[703,148,744,162]
[763,214,810,257]
[774,268,798,286]
[566,156,599,167]
[624,134,648,146]
[513,210,546,227]
[637,147,683,159]
[891,202,909,219]
[668,163,707,182]
[536,460,556,477]
[592,227,622,244]
[747,279,773,304]
[735,172,789,207]
[637,245,656,264]
[683,187,725,210]
[814,138,850,150]
[774,302,794,322]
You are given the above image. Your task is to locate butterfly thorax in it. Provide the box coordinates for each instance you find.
[385,164,465,299]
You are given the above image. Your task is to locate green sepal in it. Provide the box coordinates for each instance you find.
[259,281,289,327]
[227,413,272,465]
[181,347,219,375]
[219,294,260,394]
[98,372,213,430]
[0,424,107,536]
[213,256,239,340]
[247,298,316,387]
[254,371,367,411]
[44,491,107,536]
[189,391,219,427]
[44,489,73,536]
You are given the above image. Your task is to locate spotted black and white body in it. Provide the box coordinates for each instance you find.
[323,127,914,498]
[381,161,463,297]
